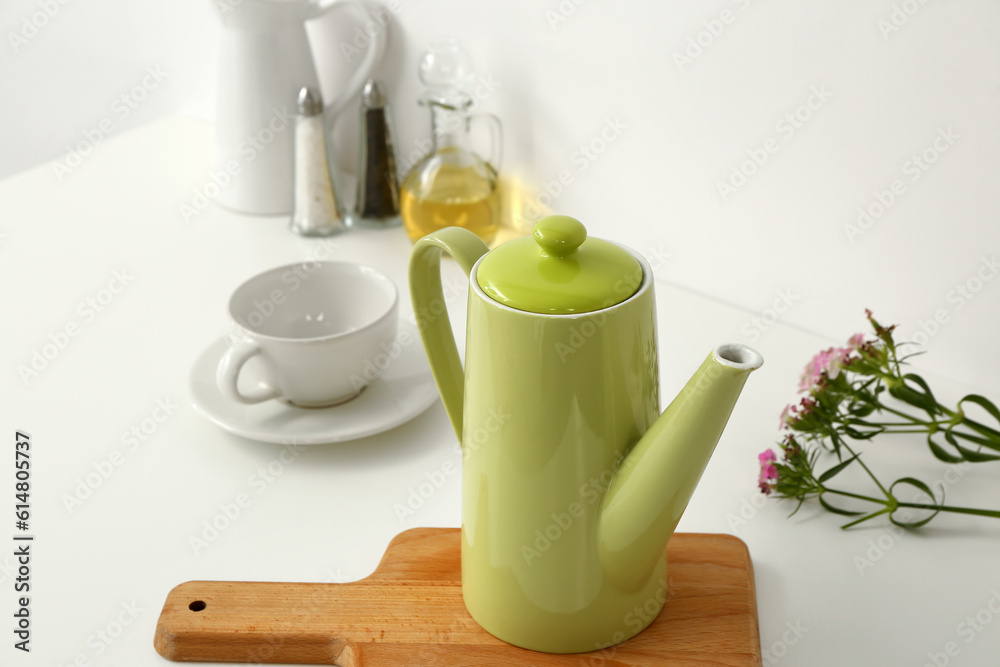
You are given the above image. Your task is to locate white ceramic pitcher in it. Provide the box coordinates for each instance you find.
[211,0,385,215]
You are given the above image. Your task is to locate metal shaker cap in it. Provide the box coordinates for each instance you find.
[297,86,324,117]
[361,79,387,109]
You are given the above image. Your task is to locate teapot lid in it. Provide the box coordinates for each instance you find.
[476,215,643,314]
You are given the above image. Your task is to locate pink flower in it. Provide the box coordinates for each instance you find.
[847,333,865,349]
[779,403,795,430]
[780,397,817,431]
[798,346,854,392]
[758,449,779,494]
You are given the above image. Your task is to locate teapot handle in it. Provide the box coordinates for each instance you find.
[310,0,387,119]
[409,228,490,441]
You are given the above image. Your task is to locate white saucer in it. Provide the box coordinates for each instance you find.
[189,321,439,444]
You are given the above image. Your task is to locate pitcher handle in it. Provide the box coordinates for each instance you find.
[311,0,387,119]
[409,228,490,440]
[469,112,503,171]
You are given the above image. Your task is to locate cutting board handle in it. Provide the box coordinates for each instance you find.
[154,580,354,665]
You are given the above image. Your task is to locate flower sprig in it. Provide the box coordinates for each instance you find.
[759,310,1000,529]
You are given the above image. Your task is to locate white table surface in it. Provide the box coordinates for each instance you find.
[3,114,999,666]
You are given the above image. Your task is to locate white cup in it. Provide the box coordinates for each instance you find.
[217,261,398,408]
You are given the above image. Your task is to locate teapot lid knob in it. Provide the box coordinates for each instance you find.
[533,215,587,257]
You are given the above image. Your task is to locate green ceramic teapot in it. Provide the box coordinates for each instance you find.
[409,215,762,653]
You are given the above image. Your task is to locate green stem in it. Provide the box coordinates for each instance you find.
[960,417,1000,441]
[840,507,892,529]
[837,439,891,499]
[874,402,931,425]
[876,429,941,434]
[897,502,1000,519]
[949,429,1000,452]
[824,488,886,505]
[866,422,935,428]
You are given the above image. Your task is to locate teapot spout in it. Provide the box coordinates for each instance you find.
[599,343,762,589]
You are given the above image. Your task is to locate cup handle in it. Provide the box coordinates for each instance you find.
[311,0,387,120]
[217,340,282,404]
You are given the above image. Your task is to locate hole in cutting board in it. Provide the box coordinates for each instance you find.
[189,600,207,612]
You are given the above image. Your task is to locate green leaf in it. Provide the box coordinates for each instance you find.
[945,430,1000,463]
[849,404,877,418]
[843,425,882,440]
[960,394,1000,423]
[947,429,1000,451]
[887,373,939,416]
[818,454,860,483]
[952,445,1000,463]
[840,508,892,529]
[819,494,864,516]
[904,374,935,397]
[785,497,806,517]
[957,394,1000,440]
[890,476,938,500]
[890,512,938,529]
[888,477,942,528]
[927,434,964,463]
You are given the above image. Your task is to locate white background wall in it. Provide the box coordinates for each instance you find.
[3,0,999,390]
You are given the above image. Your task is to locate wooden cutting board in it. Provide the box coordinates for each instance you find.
[155,528,760,666]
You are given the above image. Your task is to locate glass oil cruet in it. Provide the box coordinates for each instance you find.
[400,39,503,244]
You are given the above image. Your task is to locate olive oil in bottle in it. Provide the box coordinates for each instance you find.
[401,149,499,242]
[400,39,502,244]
